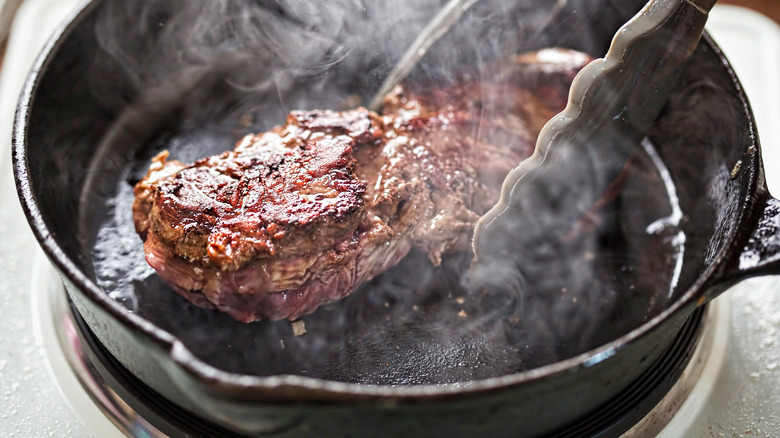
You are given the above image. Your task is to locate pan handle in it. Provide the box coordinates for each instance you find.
[703,194,780,302]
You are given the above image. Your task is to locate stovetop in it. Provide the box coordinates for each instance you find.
[1,2,780,437]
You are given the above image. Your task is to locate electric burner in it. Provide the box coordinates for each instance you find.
[64,300,243,438]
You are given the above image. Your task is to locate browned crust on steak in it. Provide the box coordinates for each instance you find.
[134,110,384,270]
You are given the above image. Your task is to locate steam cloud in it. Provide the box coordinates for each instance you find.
[88,0,685,384]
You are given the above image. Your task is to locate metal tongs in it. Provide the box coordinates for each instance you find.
[371,0,717,286]
[470,0,717,273]
[473,0,717,257]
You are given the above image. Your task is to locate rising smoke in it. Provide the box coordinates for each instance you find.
[87,0,685,384]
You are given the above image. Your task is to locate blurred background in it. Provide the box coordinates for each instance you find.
[724,0,780,22]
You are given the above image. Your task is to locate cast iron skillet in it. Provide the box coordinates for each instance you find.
[13,0,780,436]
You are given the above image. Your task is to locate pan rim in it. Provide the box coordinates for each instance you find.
[11,0,761,403]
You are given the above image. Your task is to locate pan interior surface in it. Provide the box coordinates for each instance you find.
[87,143,683,383]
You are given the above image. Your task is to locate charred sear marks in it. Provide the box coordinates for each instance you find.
[135,109,380,270]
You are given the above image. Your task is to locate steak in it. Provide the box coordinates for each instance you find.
[132,48,592,322]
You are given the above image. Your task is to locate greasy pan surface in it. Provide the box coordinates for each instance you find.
[13,0,776,436]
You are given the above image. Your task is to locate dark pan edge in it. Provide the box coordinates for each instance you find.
[11,1,761,405]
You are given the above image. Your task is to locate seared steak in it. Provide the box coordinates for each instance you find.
[133,48,592,322]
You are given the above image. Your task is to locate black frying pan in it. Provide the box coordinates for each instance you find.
[13,0,780,436]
